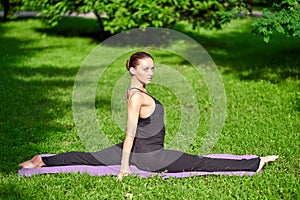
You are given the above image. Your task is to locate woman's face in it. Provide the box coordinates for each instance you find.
[132,58,154,84]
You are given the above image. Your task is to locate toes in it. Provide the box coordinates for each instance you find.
[256,155,278,173]
[266,155,279,162]
[18,161,33,168]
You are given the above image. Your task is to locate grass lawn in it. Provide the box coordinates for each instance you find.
[0,16,299,199]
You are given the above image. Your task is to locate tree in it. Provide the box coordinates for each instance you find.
[1,0,23,21]
[2,0,10,21]
[18,0,246,37]
[252,0,300,43]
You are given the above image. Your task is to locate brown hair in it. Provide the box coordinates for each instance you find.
[126,52,154,71]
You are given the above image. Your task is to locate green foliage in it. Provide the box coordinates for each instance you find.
[179,0,246,30]
[20,0,108,27]
[252,0,300,42]
[0,0,23,20]
[13,0,246,35]
[103,0,180,34]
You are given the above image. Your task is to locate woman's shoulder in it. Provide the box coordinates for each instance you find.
[126,88,145,102]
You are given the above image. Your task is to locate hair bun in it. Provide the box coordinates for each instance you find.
[126,60,130,71]
[126,52,153,72]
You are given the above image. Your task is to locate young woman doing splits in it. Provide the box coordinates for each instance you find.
[19,52,278,180]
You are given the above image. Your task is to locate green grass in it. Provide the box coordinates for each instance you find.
[0,17,299,199]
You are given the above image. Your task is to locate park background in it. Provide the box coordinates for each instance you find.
[0,0,299,199]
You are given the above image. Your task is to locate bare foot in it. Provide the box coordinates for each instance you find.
[256,155,279,172]
[19,155,45,168]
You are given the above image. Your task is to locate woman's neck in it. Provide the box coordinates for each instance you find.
[130,77,146,91]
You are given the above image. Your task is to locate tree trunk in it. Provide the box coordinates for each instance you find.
[94,12,110,39]
[3,0,10,21]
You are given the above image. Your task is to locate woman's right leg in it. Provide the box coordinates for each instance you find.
[43,142,124,166]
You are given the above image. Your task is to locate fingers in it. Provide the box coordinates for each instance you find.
[116,173,123,181]
[116,170,131,181]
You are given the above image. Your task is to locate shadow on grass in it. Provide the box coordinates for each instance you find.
[0,19,117,174]
[34,16,109,41]
[3,16,299,83]
[1,181,30,199]
[30,16,300,83]
[0,23,76,174]
[1,68,73,173]
[1,15,109,40]
[173,22,300,83]
[22,16,299,83]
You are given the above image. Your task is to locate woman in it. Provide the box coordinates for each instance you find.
[19,52,278,180]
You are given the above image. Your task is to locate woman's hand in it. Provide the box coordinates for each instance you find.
[117,167,131,181]
[118,135,134,181]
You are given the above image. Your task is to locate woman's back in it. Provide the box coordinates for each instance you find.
[133,90,165,153]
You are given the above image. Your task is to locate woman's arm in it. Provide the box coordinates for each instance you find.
[117,92,143,180]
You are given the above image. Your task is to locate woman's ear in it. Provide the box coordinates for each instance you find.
[129,67,135,75]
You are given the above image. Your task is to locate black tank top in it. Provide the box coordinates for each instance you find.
[128,88,166,153]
